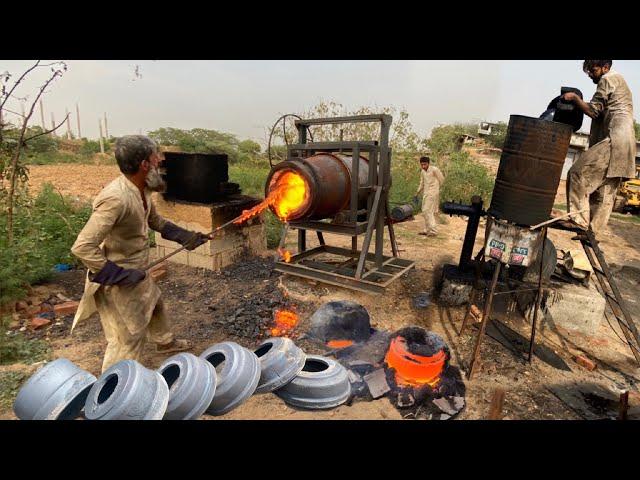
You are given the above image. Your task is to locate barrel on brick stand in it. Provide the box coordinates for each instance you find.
[488,115,573,226]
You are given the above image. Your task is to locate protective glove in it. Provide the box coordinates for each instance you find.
[91,260,146,286]
[160,221,209,251]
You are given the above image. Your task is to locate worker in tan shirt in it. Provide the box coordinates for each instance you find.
[414,156,445,236]
[71,135,211,372]
[564,60,636,234]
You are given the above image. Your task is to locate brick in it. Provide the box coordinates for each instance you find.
[573,355,597,371]
[150,268,167,281]
[53,301,79,317]
[30,317,51,330]
[470,304,482,321]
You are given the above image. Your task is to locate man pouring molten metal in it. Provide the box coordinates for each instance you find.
[71,135,212,372]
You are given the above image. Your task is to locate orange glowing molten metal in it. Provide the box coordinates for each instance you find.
[384,336,445,387]
[233,170,309,225]
[277,247,292,263]
[271,309,299,337]
[326,339,355,349]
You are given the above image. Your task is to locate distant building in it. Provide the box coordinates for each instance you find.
[561,135,640,180]
[478,122,498,136]
[560,131,591,180]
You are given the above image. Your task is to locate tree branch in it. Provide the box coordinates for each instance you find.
[23,112,69,143]
[0,60,40,113]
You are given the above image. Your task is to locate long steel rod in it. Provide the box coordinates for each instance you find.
[528,227,548,362]
[468,261,501,379]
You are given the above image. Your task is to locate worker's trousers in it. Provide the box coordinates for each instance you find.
[567,138,621,235]
[94,294,174,373]
[421,194,439,235]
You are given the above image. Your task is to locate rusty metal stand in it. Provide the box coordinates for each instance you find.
[528,226,548,363]
[463,225,550,379]
[468,259,501,379]
[579,230,640,364]
[272,114,415,294]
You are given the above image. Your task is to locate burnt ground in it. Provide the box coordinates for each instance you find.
[2,164,640,420]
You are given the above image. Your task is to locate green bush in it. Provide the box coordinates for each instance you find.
[484,122,508,149]
[0,370,29,409]
[440,151,495,205]
[0,184,92,306]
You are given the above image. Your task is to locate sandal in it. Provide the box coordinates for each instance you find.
[156,338,191,354]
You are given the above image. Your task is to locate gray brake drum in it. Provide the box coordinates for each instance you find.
[84,360,169,420]
[158,352,217,420]
[254,337,306,394]
[199,341,260,416]
[275,355,351,409]
[13,358,97,420]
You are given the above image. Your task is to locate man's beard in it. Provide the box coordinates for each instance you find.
[145,166,167,192]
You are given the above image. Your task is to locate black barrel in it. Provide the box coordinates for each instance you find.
[488,115,572,226]
[391,204,415,222]
[162,152,230,203]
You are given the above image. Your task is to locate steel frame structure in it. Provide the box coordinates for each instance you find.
[272,114,415,294]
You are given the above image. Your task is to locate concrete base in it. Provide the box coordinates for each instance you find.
[152,192,267,271]
[516,279,606,335]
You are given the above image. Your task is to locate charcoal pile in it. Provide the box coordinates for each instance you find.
[196,256,310,340]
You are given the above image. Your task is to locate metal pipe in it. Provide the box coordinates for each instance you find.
[442,196,485,270]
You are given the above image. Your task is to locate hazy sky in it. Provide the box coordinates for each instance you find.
[2,60,640,145]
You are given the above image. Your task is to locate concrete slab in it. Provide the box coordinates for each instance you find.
[516,279,605,335]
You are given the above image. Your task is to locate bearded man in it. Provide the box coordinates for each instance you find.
[71,135,210,372]
[564,60,636,234]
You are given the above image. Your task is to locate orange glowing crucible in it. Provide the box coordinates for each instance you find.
[384,336,446,387]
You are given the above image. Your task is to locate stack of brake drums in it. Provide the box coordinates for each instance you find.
[13,336,352,420]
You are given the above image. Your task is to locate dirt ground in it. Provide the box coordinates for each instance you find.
[3,163,640,420]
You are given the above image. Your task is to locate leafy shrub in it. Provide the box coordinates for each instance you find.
[440,151,495,205]
[0,184,91,306]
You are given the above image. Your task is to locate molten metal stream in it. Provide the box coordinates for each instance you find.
[234,170,309,225]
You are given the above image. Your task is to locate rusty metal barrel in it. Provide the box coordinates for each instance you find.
[488,115,572,226]
[265,153,369,221]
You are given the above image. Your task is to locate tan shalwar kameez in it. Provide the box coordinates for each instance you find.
[416,165,445,235]
[567,69,637,233]
[71,174,174,372]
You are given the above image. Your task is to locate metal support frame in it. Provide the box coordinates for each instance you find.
[463,219,550,379]
[273,114,414,295]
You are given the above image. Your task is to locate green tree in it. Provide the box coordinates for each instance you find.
[148,127,254,163]
[634,120,640,140]
[268,100,428,157]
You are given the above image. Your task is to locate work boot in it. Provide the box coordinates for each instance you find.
[156,338,191,354]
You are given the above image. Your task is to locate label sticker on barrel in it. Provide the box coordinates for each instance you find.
[509,254,524,265]
[512,246,529,256]
[488,239,506,260]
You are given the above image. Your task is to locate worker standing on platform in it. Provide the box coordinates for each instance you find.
[564,60,636,234]
[414,156,445,237]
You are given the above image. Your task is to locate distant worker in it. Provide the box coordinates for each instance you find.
[414,156,445,236]
[563,60,636,234]
[71,135,211,372]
